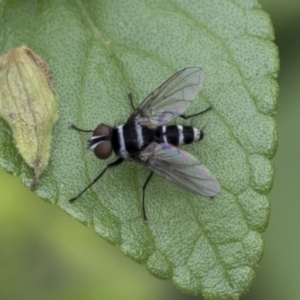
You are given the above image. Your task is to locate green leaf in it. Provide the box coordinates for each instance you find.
[0,0,278,299]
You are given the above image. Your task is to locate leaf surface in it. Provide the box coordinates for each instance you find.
[0,0,278,299]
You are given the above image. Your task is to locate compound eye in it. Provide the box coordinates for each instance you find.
[94,141,113,160]
[93,123,111,137]
[92,123,113,160]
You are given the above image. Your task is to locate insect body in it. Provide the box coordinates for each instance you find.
[69,67,221,221]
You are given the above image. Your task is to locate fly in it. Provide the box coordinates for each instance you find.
[69,67,221,221]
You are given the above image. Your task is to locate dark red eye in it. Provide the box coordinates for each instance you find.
[93,124,112,160]
[94,141,112,159]
[93,123,111,137]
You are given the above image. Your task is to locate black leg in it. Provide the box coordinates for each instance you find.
[69,157,124,203]
[179,105,213,120]
[128,92,136,110]
[142,172,154,221]
[70,123,94,133]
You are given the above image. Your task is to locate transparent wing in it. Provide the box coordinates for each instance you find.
[128,67,205,127]
[137,143,221,196]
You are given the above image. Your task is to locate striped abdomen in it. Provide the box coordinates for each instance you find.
[112,122,203,158]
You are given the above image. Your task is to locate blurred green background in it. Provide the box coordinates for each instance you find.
[0,1,299,299]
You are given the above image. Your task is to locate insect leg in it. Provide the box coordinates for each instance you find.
[179,105,213,120]
[69,157,124,203]
[128,92,136,110]
[142,171,154,221]
[70,124,94,133]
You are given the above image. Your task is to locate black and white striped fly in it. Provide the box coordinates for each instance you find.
[69,67,221,221]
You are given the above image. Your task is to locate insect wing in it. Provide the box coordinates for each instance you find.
[138,143,221,196]
[128,67,205,127]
